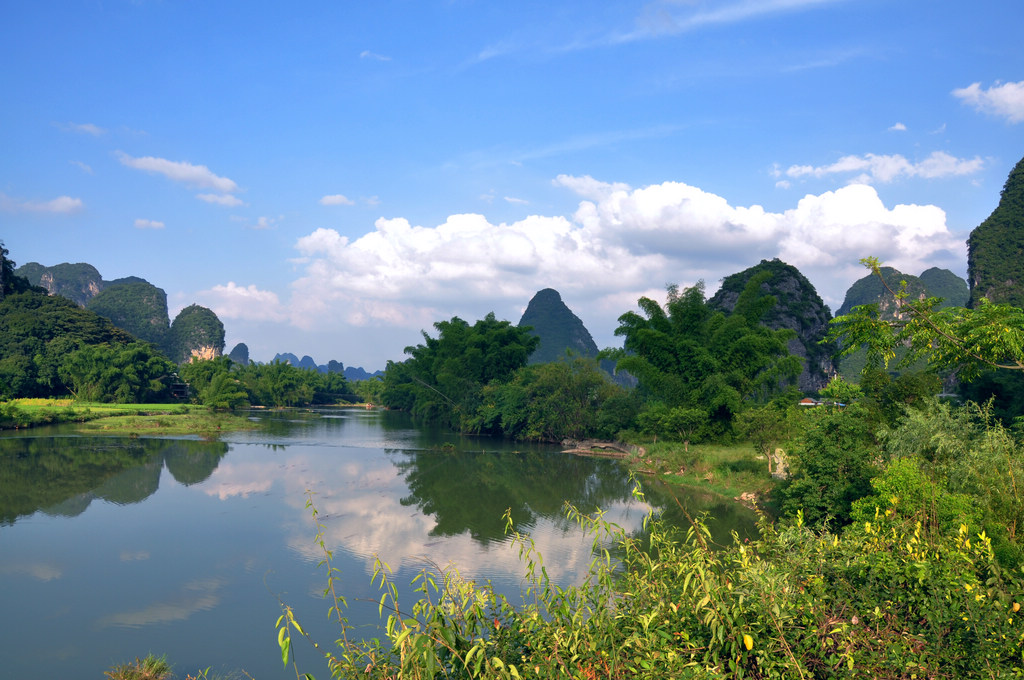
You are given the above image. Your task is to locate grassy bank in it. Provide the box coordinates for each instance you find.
[0,398,256,436]
[620,438,776,503]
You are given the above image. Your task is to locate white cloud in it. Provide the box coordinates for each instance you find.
[284,176,963,358]
[360,50,392,61]
[116,152,239,193]
[553,174,632,200]
[320,194,355,206]
[197,282,288,322]
[197,193,244,206]
[953,80,1024,123]
[70,160,94,174]
[56,121,106,136]
[784,151,983,183]
[504,196,529,205]
[888,122,907,132]
[134,218,165,229]
[0,192,83,214]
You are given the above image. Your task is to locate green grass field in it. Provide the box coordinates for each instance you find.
[0,398,254,435]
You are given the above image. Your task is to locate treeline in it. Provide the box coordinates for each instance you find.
[0,243,354,408]
[378,274,809,443]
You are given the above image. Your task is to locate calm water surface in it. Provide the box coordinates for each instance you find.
[0,407,756,679]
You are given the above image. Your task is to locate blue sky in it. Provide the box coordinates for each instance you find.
[3,0,1023,370]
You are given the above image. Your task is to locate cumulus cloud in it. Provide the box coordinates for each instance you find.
[320,194,355,206]
[134,218,165,229]
[283,176,964,359]
[197,282,288,322]
[116,152,239,193]
[784,151,983,183]
[197,193,244,206]
[888,122,907,132]
[0,192,83,214]
[953,80,1024,123]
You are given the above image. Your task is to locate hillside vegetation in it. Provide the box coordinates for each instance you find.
[968,153,1024,308]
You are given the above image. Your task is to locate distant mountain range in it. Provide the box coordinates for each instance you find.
[272,352,383,381]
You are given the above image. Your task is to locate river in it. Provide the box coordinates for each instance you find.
[0,407,757,679]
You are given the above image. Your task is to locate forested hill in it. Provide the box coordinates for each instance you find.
[15,261,105,306]
[707,258,835,392]
[14,258,225,363]
[518,288,599,364]
[968,153,1024,308]
[836,266,968,316]
[919,267,970,308]
[836,267,930,318]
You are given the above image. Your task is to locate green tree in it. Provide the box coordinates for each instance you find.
[475,355,629,441]
[828,257,1024,380]
[608,275,802,432]
[778,402,877,526]
[735,402,800,474]
[0,288,134,399]
[58,342,175,403]
[381,313,539,430]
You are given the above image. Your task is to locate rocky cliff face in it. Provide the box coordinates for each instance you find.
[968,154,1024,308]
[518,288,599,364]
[15,262,105,306]
[708,259,835,392]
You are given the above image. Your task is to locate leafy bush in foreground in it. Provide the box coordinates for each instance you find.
[279,490,1024,679]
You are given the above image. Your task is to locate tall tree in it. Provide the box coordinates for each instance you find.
[381,313,539,430]
[608,275,802,430]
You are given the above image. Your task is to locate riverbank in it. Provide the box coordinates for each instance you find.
[0,398,257,435]
[568,437,776,507]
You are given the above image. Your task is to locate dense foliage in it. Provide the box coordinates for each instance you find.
[381,313,540,431]
[708,258,836,391]
[473,355,638,441]
[608,276,802,439]
[0,290,136,399]
[178,356,356,408]
[968,153,1024,308]
[829,257,1024,380]
[279,489,1024,679]
[86,279,171,349]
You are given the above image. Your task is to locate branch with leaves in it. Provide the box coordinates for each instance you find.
[826,257,1024,380]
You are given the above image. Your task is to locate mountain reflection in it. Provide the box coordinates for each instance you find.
[0,437,228,525]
